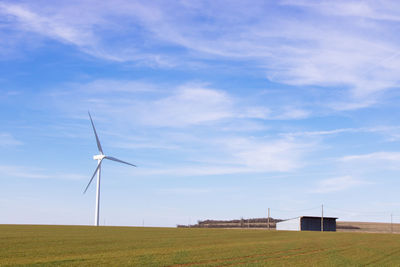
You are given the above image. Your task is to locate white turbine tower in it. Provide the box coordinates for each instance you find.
[84,112,136,226]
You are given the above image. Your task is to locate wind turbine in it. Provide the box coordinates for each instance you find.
[84,112,136,226]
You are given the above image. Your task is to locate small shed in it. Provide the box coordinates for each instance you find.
[276,216,337,232]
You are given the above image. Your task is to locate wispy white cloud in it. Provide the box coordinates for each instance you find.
[220,137,312,172]
[132,136,314,176]
[0,90,21,98]
[0,133,22,146]
[139,84,233,127]
[273,107,310,120]
[284,128,357,138]
[76,79,160,94]
[2,1,400,108]
[0,2,99,55]
[339,151,400,172]
[135,84,311,125]
[0,3,93,45]
[282,0,400,21]
[156,186,238,195]
[51,79,311,128]
[132,1,400,105]
[0,1,170,63]
[311,175,369,193]
[283,126,400,140]
[110,141,179,151]
[341,151,400,162]
[0,165,86,180]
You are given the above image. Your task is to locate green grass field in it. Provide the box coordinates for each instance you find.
[1,225,400,266]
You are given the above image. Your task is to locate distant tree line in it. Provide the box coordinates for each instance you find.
[177,217,283,228]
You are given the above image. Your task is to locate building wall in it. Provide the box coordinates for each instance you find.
[276,217,300,231]
[300,217,336,231]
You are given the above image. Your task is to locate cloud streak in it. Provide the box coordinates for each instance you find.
[341,151,400,162]
[130,136,314,176]
[0,165,86,180]
[50,79,311,128]
[0,133,22,146]
[311,176,369,193]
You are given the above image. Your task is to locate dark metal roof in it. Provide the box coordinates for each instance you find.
[300,216,338,219]
[278,216,338,223]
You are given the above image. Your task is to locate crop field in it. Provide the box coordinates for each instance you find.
[1,225,400,266]
[337,221,400,233]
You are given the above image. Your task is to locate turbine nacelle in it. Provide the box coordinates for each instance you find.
[93,154,105,161]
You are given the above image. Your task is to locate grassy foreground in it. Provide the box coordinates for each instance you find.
[1,225,400,266]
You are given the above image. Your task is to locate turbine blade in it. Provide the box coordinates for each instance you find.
[88,111,104,155]
[105,156,137,167]
[83,161,102,194]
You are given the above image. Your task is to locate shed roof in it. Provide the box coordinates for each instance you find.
[300,216,338,219]
[278,216,338,222]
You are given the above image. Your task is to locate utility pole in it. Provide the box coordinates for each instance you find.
[321,204,324,232]
[268,208,270,230]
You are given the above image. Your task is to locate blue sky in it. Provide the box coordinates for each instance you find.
[2,0,400,226]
